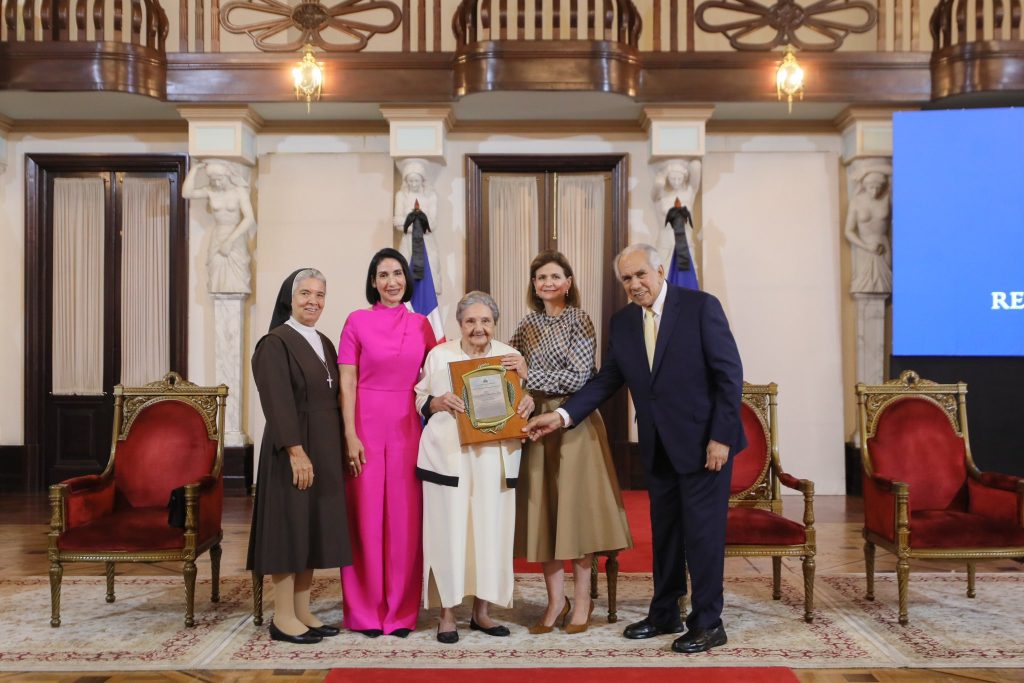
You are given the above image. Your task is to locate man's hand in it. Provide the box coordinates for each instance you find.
[523,412,565,441]
[705,439,729,472]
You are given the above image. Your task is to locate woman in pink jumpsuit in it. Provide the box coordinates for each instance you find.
[338,248,436,637]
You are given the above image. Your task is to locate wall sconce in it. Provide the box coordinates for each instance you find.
[776,45,804,114]
[293,44,323,113]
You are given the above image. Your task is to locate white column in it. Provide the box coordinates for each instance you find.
[854,293,888,386]
[213,293,248,447]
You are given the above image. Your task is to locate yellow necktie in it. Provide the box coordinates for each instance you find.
[644,307,656,369]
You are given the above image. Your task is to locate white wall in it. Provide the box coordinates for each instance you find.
[703,134,846,494]
[247,150,394,451]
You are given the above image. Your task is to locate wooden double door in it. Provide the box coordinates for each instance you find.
[24,155,189,488]
[465,154,643,488]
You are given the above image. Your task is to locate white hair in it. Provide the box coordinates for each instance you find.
[292,268,326,296]
[456,290,500,324]
[613,244,662,279]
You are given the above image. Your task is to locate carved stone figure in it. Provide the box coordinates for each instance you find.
[183,160,256,294]
[845,167,892,294]
[653,158,702,290]
[393,158,441,295]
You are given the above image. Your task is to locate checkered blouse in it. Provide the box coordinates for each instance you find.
[509,306,598,396]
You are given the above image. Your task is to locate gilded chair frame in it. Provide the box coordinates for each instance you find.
[47,372,228,627]
[591,382,817,624]
[726,382,817,623]
[856,369,1024,625]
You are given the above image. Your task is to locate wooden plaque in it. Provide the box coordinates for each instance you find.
[448,356,528,446]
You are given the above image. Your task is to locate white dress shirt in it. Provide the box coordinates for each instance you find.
[555,281,668,427]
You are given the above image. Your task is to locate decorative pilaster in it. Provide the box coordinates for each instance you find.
[836,107,901,391]
[179,106,263,490]
[379,106,454,161]
[641,107,714,287]
[213,293,248,448]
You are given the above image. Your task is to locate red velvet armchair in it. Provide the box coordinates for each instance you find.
[726,382,816,622]
[47,372,228,628]
[856,370,1024,625]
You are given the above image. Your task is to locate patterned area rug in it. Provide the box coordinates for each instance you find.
[1,573,1022,671]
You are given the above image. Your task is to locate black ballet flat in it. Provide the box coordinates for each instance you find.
[389,628,413,638]
[268,620,323,644]
[436,628,459,644]
[355,628,384,638]
[309,624,341,637]
[469,618,510,637]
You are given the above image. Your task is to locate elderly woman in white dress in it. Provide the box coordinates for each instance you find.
[415,291,534,644]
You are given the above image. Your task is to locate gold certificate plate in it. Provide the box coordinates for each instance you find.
[448,356,528,446]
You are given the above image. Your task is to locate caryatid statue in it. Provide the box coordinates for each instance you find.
[844,166,893,295]
[653,158,702,290]
[182,159,256,294]
[393,158,441,295]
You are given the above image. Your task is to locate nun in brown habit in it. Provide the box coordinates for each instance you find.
[247,267,352,644]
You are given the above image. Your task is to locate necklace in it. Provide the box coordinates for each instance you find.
[318,355,333,388]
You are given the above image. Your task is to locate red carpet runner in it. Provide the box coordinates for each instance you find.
[513,489,653,574]
[326,667,799,682]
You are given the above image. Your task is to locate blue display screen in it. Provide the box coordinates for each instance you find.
[892,108,1024,356]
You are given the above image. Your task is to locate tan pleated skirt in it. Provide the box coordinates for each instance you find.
[514,394,633,562]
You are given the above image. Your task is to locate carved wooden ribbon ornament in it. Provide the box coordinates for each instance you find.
[695,0,878,51]
[221,0,402,52]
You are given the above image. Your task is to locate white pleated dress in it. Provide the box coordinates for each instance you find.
[415,339,523,609]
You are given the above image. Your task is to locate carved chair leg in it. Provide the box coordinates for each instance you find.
[802,556,815,623]
[49,560,63,627]
[771,556,782,600]
[105,562,116,603]
[606,551,619,624]
[210,544,222,603]
[184,559,197,628]
[966,561,976,599]
[864,541,876,601]
[252,571,264,626]
[590,554,599,600]
[896,557,910,626]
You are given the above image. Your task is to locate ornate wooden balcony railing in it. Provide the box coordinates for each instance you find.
[1,0,168,96]
[2,0,1023,104]
[929,0,1024,98]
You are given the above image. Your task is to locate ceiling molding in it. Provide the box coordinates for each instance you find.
[176,105,265,130]
[452,119,646,134]
[0,114,12,133]
[832,105,915,131]
[259,119,390,134]
[706,119,842,134]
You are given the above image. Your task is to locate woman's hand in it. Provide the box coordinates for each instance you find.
[501,353,528,379]
[287,446,315,490]
[430,392,465,416]
[346,434,366,477]
[517,393,535,419]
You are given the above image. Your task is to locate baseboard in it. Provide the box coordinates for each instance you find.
[223,444,254,495]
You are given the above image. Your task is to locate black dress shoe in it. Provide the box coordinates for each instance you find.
[268,621,323,644]
[389,628,413,638]
[309,624,341,637]
[355,629,383,638]
[469,618,511,636]
[623,618,686,640]
[437,628,459,644]
[671,624,728,653]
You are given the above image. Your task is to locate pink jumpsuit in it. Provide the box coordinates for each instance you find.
[338,302,435,633]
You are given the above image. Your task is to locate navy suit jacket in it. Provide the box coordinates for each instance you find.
[563,284,746,475]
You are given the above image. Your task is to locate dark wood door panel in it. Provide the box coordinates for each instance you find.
[45,396,111,482]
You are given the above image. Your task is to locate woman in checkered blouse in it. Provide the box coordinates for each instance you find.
[505,250,633,634]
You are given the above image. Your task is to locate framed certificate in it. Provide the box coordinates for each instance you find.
[448,356,528,446]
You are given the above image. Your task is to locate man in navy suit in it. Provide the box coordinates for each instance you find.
[524,243,745,653]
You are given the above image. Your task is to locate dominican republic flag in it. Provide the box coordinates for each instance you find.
[408,253,445,343]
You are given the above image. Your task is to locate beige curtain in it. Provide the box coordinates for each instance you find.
[120,177,171,386]
[488,176,540,343]
[52,177,106,395]
[557,174,606,351]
